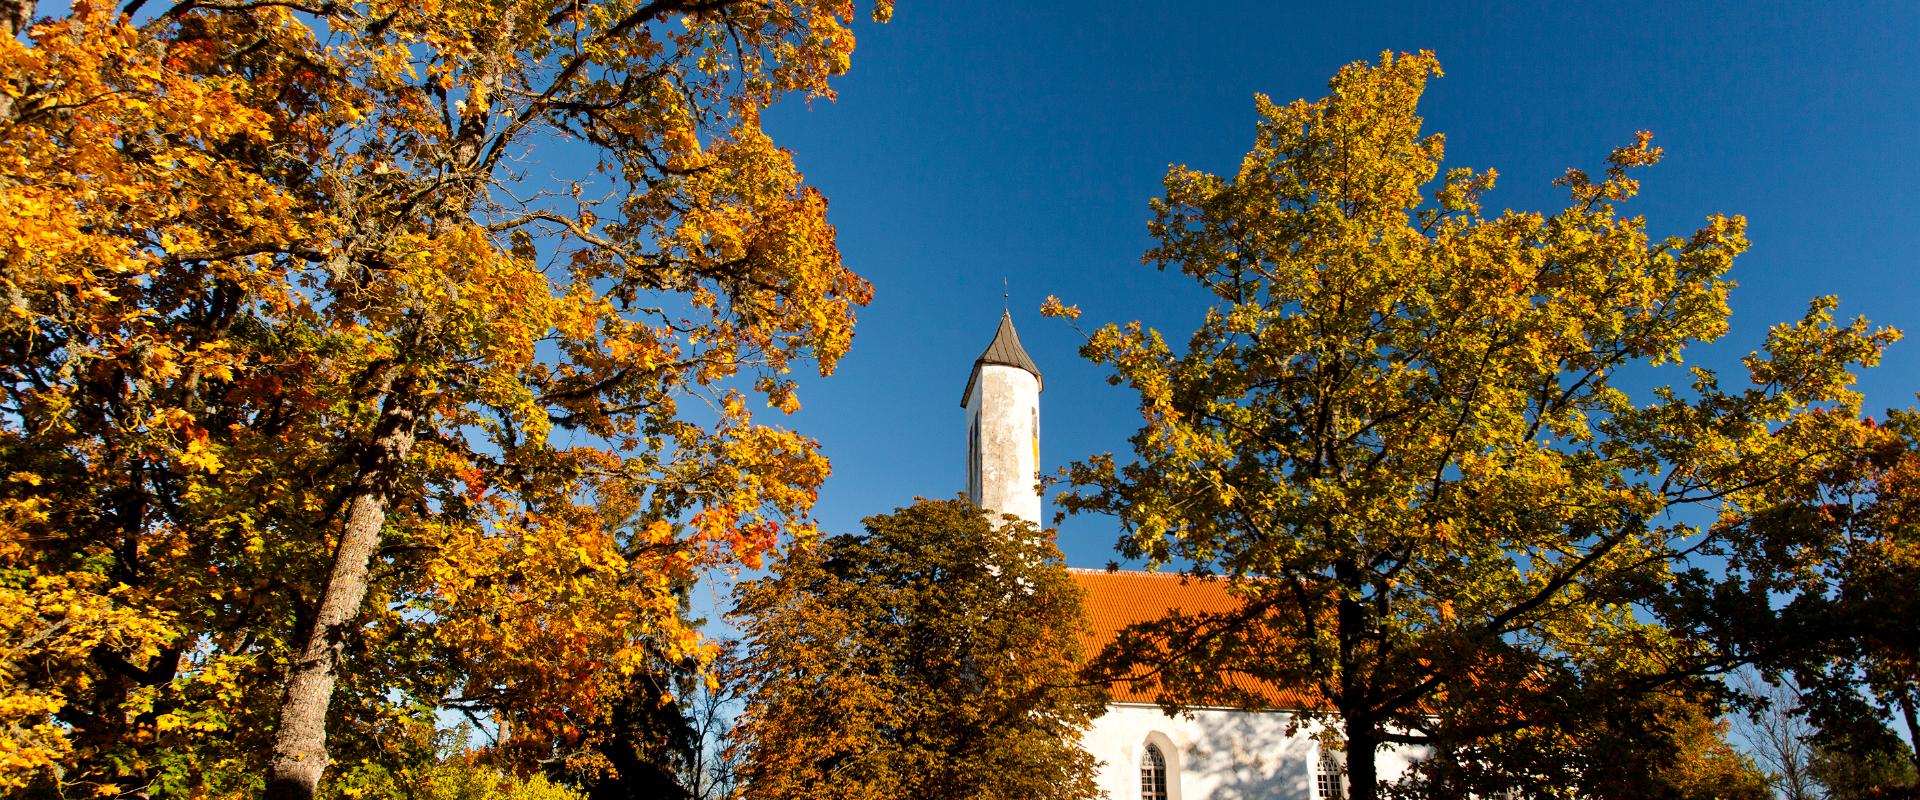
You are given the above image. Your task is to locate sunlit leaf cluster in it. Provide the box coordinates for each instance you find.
[0,0,887,793]
[1050,51,1897,799]
[730,499,1106,800]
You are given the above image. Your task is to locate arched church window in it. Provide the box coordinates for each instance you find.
[1141,743,1168,800]
[1316,750,1345,799]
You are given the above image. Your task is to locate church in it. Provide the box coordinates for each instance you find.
[958,312,1423,800]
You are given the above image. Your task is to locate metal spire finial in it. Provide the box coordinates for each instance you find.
[1002,277,1009,312]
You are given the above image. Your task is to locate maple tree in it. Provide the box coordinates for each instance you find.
[0,0,887,795]
[729,498,1106,800]
[1045,51,1896,800]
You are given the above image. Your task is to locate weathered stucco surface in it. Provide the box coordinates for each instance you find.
[964,362,1041,526]
[958,316,1429,798]
[1081,704,1424,799]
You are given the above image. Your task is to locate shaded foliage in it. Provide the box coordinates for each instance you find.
[1673,412,1920,789]
[1812,738,1920,800]
[1394,682,1768,799]
[1666,410,1920,798]
[731,498,1105,800]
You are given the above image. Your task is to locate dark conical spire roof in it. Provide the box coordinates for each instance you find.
[976,311,1041,377]
[961,311,1042,407]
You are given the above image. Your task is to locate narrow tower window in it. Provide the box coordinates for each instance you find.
[968,416,981,503]
[1316,751,1345,799]
[1141,743,1168,800]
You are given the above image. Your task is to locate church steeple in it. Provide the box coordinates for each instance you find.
[961,311,1042,406]
[962,311,1043,526]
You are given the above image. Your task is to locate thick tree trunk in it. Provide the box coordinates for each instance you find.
[0,0,29,40]
[0,0,33,120]
[263,387,418,800]
[1344,716,1380,800]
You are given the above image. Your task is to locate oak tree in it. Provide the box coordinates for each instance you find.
[0,0,887,795]
[730,498,1106,800]
[1047,51,1895,800]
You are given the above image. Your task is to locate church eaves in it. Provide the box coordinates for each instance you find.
[960,311,1043,407]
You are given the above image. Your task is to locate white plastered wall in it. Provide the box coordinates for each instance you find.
[1081,704,1425,800]
[964,362,1041,526]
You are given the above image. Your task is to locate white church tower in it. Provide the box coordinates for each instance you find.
[961,311,1043,526]
[949,313,1426,800]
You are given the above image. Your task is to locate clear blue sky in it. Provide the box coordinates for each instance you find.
[757,1,1920,569]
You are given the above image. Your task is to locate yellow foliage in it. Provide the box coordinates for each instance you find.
[1051,52,1896,791]
[1,0,884,792]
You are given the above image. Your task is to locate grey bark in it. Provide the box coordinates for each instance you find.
[263,385,418,800]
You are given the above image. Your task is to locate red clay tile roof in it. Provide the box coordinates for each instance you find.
[1069,567,1325,711]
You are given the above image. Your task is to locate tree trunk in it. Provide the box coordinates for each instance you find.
[1900,686,1920,777]
[263,386,418,800]
[0,0,30,40]
[0,0,32,121]
[1345,716,1380,800]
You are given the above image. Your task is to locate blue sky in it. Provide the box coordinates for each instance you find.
[756,1,1920,569]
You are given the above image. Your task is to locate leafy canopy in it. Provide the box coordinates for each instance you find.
[731,498,1106,800]
[1694,413,1920,783]
[1046,50,1896,799]
[0,0,887,793]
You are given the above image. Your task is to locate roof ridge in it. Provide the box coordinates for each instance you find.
[1066,567,1223,580]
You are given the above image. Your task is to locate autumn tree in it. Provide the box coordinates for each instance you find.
[729,498,1105,800]
[1395,676,1770,799]
[1811,743,1920,800]
[1045,51,1895,800]
[1685,411,1920,794]
[328,725,591,800]
[0,0,887,796]
[1581,691,1772,800]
